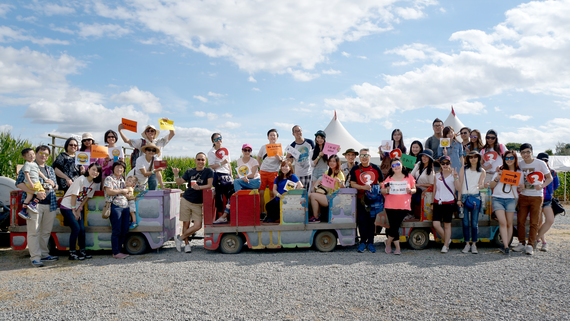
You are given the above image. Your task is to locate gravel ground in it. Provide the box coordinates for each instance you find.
[1,213,570,320]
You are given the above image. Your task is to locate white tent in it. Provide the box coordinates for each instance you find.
[549,156,570,172]
[323,112,381,164]
[443,106,466,131]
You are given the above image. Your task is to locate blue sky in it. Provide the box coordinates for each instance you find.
[1,0,569,158]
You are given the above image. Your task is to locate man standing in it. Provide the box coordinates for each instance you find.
[424,118,444,154]
[341,148,359,187]
[513,143,553,255]
[286,125,314,189]
[350,148,384,253]
[173,152,214,253]
[15,145,59,267]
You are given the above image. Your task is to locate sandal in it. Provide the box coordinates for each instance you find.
[384,240,391,254]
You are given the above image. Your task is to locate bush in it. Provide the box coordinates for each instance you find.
[0,131,33,180]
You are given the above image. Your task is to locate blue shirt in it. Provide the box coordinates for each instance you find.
[436,140,464,173]
[15,163,58,212]
[273,174,300,201]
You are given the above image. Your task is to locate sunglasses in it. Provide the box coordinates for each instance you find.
[38,152,49,156]
[441,162,451,166]
[391,163,401,168]
[461,132,469,135]
[213,137,222,142]
[146,148,157,153]
[68,144,78,147]
[470,135,478,139]
[242,149,252,152]
[505,156,515,161]
[146,129,156,133]
[359,154,370,158]
[196,158,206,161]
[107,136,116,140]
[486,136,496,139]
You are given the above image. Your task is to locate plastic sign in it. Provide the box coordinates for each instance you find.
[440,138,450,148]
[266,144,282,157]
[75,152,90,165]
[215,147,229,159]
[359,171,376,186]
[401,154,417,169]
[121,118,137,133]
[321,174,335,189]
[108,147,124,159]
[527,171,544,185]
[323,142,340,156]
[380,140,393,153]
[390,149,402,159]
[389,181,408,195]
[158,119,174,130]
[484,151,499,163]
[285,145,301,160]
[499,170,521,186]
[237,165,250,178]
[154,160,167,170]
[285,180,296,191]
[90,145,109,158]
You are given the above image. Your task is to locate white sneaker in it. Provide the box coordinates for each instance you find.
[441,245,448,253]
[462,243,471,254]
[175,235,182,252]
[512,243,525,252]
[184,244,192,253]
[541,242,548,252]
[525,245,534,255]
[471,243,478,254]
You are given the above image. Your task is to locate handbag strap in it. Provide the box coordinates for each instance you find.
[464,166,469,192]
[441,172,456,200]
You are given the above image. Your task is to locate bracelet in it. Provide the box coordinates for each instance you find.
[454,178,459,181]
[174,176,179,179]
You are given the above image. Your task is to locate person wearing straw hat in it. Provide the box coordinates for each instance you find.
[118,118,175,190]
[341,148,359,188]
[134,143,165,190]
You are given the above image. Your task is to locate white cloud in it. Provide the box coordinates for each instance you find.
[208,91,225,97]
[284,68,320,81]
[381,120,393,129]
[0,4,14,17]
[92,0,437,75]
[356,55,368,59]
[494,106,501,112]
[274,122,295,130]
[194,111,206,117]
[501,118,570,152]
[49,24,75,34]
[194,111,218,120]
[16,16,38,23]
[25,1,76,16]
[252,87,261,91]
[222,113,232,117]
[0,124,13,132]
[77,23,131,38]
[395,7,425,20]
[439,7,446,13]
[509,114,532,121]
[248,76,257,82]
[193,95,208,103]
[326,0,570,122]
[322,68,341,75]
[219,121,241,129]
[110,86,163,113]
[341,51,351,57]
[0,26,69,45]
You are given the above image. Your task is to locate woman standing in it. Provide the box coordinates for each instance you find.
[436,126,464,174]
[466,129,484,153]
[390,129,407,154]
[101,130,122,183]
[489,150,523,255]
[432,156,460,253]
[410,149,435,214]
[311,130,329,190]
[53,137,84,192]
[104,161,131,259]
[408,140,423,161]
[208,133,234,224]
[233,144,261,192]
[480,129,506,183]
[264,161,303,223]
[59,163,101,260]
[308,155,345,223]
[457,151,486,254]
[381,158,416,255]
[536,153,560,251]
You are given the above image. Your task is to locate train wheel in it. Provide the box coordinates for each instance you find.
[314,231,337,252]
[125,233,148,255]
[408,228,430,250]
[220,234,243,254]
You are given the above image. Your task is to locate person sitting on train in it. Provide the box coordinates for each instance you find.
[263,160,303,223]
[233,144,261,192]
[308,155,345,223]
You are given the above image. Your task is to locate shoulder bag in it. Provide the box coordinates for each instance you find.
[463,168,481,211]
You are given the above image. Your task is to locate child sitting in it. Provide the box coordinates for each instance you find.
[125,175,138,229]
[18,148,48,220]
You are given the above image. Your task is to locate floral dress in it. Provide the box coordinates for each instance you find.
[104,175,129,208]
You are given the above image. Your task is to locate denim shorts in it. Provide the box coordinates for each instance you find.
[492,197,516,212]
[542,199,552,208]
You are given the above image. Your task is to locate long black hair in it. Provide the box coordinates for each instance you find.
[482,129,501,154]
[391,129,407,153]
[409,140,423,158]
[418,155,434,176]
[312,134,328,162]
[464,153,483,172]
[326,155,341,177]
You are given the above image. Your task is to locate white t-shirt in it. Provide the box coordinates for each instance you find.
[289,139,314,177]
[480,145,505,174]
[258,144,281,173]
[130,136,170,161]
[61,175,98,209]
[491,171,520,199]
[134,155,153,183]
[207,147,231,175]
[519,158,550,197]
[236,157,260,179]
[434,172,456,203]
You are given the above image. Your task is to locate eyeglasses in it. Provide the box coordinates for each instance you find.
[470,135,478,139]
[486,136,496,140]
[38,152,49,156]
[293,130,302,133]
[147,148,157,153]
[441,162,450,166]
[107,136,116,140]
[391,163,401,168]
[461,132,469,135]
[359,154,370,158]
[505,156,515,161]
[196,158,206,161]
[520,150,532,155]
[213,137,222,142]
[433,124,442,128]
[146,129,156,133]
[68,144,78,147]
[242,149,252,152]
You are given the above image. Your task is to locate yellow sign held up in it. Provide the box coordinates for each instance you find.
[158,119,174,130]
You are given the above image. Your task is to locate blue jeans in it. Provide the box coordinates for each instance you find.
[109,204,131,255]
[233,178,261,192]
[148,173,158,190]
[461,194,480,242]
[60,208,85,250]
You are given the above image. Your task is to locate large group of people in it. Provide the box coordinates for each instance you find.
[15,117,562,266]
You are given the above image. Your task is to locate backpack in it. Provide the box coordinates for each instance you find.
[130,139,146,169]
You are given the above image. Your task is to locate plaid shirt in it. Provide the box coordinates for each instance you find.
[15,163,58,212]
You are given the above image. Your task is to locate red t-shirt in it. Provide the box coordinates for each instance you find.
[349,163,383,198]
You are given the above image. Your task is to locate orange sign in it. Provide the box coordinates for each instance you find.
[122,118,137,133]
[266,143,282,157]
[499,170,521,186]
[90,145,109,158]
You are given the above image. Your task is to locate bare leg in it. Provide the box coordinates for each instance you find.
[130,211,137,223]
[444,223,452,247]
[181,220,203,240]
[260,189,266,214]
[181,221,191,245]
[495,209,508,248]
[309,193,320,219]
[433,221,445,243]
[506,212,514,247]
[394,240,401,251]
[537,207,555,243]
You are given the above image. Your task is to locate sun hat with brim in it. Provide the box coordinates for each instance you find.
[465,150,482,161]
[141,125,160,140]
[418,149,434,161]
[438,156,451,163]
[81,133,94,141]
[141,143,161,157]
[342,148,359,156]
